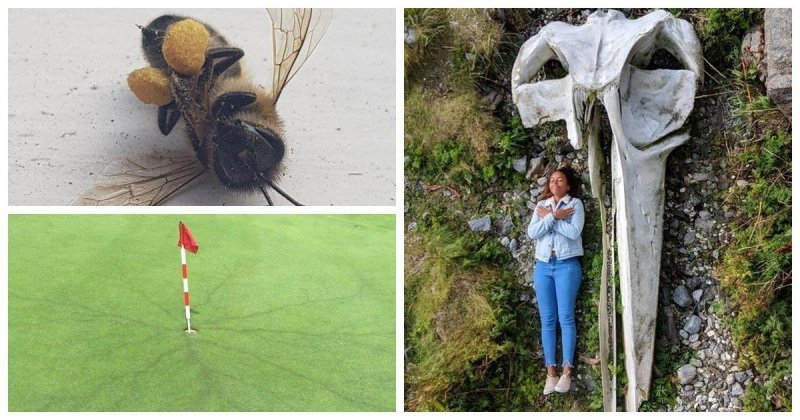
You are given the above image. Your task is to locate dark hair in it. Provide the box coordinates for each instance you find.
[539,166,582,200]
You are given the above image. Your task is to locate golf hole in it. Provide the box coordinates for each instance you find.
[185,328,198,334]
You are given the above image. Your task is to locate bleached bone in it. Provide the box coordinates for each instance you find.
[512,9,702,411]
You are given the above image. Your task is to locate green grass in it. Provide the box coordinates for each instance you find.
[9,215,395,411]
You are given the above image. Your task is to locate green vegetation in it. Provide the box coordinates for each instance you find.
[695,9,764,69]
[717,122,791,411]
[9,215,395,411]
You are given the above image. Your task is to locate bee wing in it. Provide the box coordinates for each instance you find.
[72,153,206,206]
[267,8,332,104]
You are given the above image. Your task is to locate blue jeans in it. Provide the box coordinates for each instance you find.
[533,256,582,367]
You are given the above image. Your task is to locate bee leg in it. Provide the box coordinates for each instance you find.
[194,48,244,93]
[207,47,244,77]
[157,101,181,135]
[211,92,257,118]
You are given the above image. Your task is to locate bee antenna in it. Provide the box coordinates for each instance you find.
[258,184,274,206]
[265,180,304,206]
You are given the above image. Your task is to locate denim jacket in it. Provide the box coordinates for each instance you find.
[527,194,584,262]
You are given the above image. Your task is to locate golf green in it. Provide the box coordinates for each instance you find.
[8,215,396,411]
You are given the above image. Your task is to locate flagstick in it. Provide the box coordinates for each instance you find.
[180,245,194,333]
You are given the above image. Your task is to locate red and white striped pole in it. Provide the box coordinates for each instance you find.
[180,245,193,332]
[177,221,198,333]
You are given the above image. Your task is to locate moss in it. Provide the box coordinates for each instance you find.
[696,9,764,70]
[715,128,791,412]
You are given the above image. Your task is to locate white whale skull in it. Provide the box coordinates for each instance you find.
[512,9,703,411]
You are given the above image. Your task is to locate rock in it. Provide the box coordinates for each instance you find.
[405,27,417,45]
[764,9,792,118]
[537,176,548,186]
[684,231,696,245]
[698,210,711,220]
[678,364,698,385]
[526,156,545,179]
[735,372,749,383]
[468,216,491,232]
[497,216,514,236]
[741,25,766,82]
[689,333,699,343]
[686,277,703,290]
[513,156,528,173]
[683,315,702,334]
[673,285,693,307]
[483,91,503,109]
[501,236,510,247]
[692,289,704,303]
[665,310,680,344]
[694,173,710,182]
[407,221,417,231]
[730,382,744,397]
[509,238,518,252]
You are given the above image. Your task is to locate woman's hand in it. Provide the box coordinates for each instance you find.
[553,208,575,220]
[536,206,551,218]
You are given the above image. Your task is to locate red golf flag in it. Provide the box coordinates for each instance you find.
[178,222,199,254]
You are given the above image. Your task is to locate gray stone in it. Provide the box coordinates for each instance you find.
[405,27,417,45]
[684,231,696,245]
[677,364,698,385]
[509,238,518,252]
[730,382,744,397]
[683,315,702,334]
[513,156,528,173]
[673,285,693,307]
[526,156,545,179]
[698,210,711,220]
[407,221,418,231]
[686,277,703,290]
[741,25,766,82]
[497,216,514,236]
[694,173,710,182]
[500,236,510,247]
[735,372,749,383]
[468,216,491,232]
[689,333,699,343]
[764,9,792,118]
[537,177,548,186]
[692,289,704,303]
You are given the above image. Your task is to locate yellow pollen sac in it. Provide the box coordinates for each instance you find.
[162,19,210,76]
[127,67,173,106]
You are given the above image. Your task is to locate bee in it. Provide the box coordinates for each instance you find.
[74,9,331,205]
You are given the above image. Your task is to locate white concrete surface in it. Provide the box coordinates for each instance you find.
[8,9,396,206]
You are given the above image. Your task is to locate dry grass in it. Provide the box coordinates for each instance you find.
[404,232,502,411]
[448,9,503,60]
[405,87,497,163]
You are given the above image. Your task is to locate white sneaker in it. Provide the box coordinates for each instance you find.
[554,374,571,393]
[543,375,559,395]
